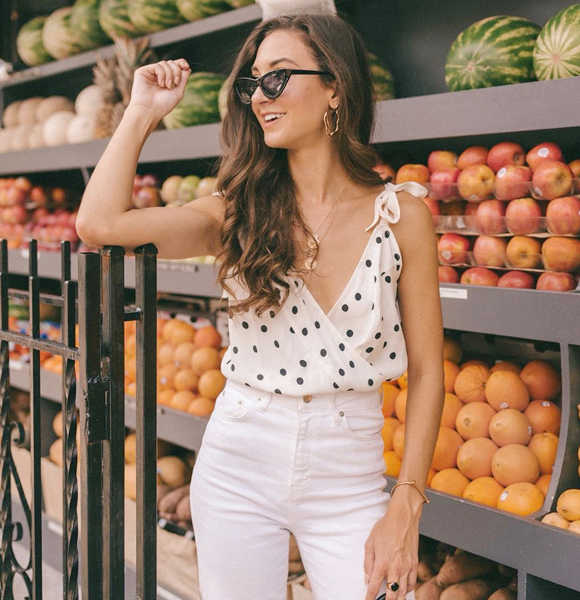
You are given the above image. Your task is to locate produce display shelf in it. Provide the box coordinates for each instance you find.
[384,476,580,595]
[0,4,262,90]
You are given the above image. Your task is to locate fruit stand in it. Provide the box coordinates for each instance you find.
[2,1,580,599]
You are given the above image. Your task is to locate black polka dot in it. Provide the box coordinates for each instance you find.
[365,259,372,267]
[366,347,374,353]
[371,303,375,310]
[233,347,238,354]
[275,389,282,394]
[302,328,308,336]
[320,349,327,357]
[242,321,249,329]
[374,276,377,283]
[384,230,390,238]
[245,383,250,387]
[269,310,276,318]
[294,280,299,287]
[280,369,287,376]
[346,330,353,337]
[381,271,386,277]
[261,325,268,332]
[290,327,295,334]
[339,343,345,351]
[383,341,388,348]
[394,253,400,260]
[390,352,397,359]
[347,388,354,391]
[375,332,381,339]
[385,275,391,283]
[394,324,400,332]
[342,304,349,312]
[339,368,345,376]
[396,265,401,271]
[368,379,374,386]
[300,360,307,367]
[355,293,362,301]
[315,321,321,329]
[349,361,355,368]
[257,374,264,380]
[376,236,382,244]
[333,382,339,389]
[292,306,298,314]
[231,364,235,371]
[226,359,231,365]
[297,378,304,385]
[274,340,280,348]
[253,345,258,353]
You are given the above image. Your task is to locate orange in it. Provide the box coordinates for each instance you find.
[489,409,533,447]
[463,477,505,508]
[198,369,226,400]
[490,361,521,375]
[455,402,496,440]
[194,325,222,349]
[426,468,436,486]
[441,393,463,429]
[125,381,136,397]
[397,371,408,390]
[430,468,469,497]
[443,359,460,393]
[219,347,228,361]
[541,512,569,529]
[454,364,490,403]
[491,444,540,486]
[392,424,405,460]
[535,474,552,497]
[459,359,490,371]
[187,396,215,417]
[520,360,561,400]
[381,383,399,418]
[381,417,400,452]
[394,389,407,423]
[497,482,544,516]
[431,427,464,471]
[524,400,561,435]
[485,371,529,411]
[125,358,136,384]
[162,319,178,342]
[190,346,222,376]
[158,388,175,406]
[174,368,199,392]
[157,342,175,366]
[156,317,168,337]
[170,390,196,411]
[556,489,580,521]
[170,320,196,346]
[443,336,463,364]
[158,363,179,391]
[125,334,136,359]
[528,432,559,475]
[457,437,498,479]
[174,342,197,367]
[383,451,402,477]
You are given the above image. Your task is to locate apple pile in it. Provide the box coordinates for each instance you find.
[160,174,217,207]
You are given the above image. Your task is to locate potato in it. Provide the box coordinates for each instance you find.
[175,494,191,522]
[158,485,190,517]
[489,589,517,600]
[415,576,444,600]
[436,552,496,587]
[440,577,502,600]
[157,484,171,508]
[417,559,436,582]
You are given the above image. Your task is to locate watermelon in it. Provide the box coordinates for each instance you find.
[367,52,395,100]
[218,78,229,119]
[42,7,83,60]
[129,0,187,34]
[533,4,580,80]
[16,17,54,67]
[445,16,541,92]
[71,0,112,51]
[226,0,254,7]
[176,0,231,22]
[99,0,139,38]
[162,72,226,129]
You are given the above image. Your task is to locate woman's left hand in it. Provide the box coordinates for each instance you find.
[363,499,422,600]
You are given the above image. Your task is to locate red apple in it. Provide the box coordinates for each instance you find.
[460,267,499,286]
[438,265,460,283]
[487,142,526,173]
[498,270,535,289]
[29,186,47,207]
[464,202,479,216]
[536,271,577,292]
[373,162,396,182]
[10,204,28,225]
[457,164,495,201]
[475,200,507,235]
[506,236,542,269]
[458,146,489,170]
[532,160,574,200]
[13,176,32,194]
[545,196,580,235]
[526,142,564,172]
[440,200,466,215]
[428,150,458,173]
[505,198,543,234]
[568,159,580,179]
[494,165,533,200]
[133,186,161,209]
[541,236,580,272]
[421,196,441,216]
[140,174,160,188]
[6,187,26,206]
[472,235,507,268]
[429,168,460,200]
[396,164,430,184]
[437,233,470,265]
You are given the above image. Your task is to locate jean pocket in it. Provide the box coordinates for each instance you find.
[340,404,384,441]
[214,388,256,421]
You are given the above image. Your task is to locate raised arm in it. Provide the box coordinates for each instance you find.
[76,59,224,259]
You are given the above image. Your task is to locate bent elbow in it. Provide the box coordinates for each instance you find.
[75,218,104,249]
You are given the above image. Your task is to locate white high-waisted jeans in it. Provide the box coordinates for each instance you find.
[190,380,416,600]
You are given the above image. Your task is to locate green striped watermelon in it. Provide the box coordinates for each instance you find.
[533,4,580,80]
[129,0,187,34]
[163,72,226,129]
[367,52,395,100]
[445,16,541,91]
[99,0,139,38]
[176,0,231,22]
[42,7,83,60]
[226,0,254,7]
[72,0,111,50]
[16,17,54,66]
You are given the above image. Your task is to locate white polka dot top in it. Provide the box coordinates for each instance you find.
[219,181,428,395]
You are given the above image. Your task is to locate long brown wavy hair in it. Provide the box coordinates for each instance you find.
[215,12,384,316]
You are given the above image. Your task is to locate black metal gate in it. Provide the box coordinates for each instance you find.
[0,240,159,599]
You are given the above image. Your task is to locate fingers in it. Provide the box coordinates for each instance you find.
[145,59,191,89]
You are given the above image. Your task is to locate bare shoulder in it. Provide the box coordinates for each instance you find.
[390,190,435,254]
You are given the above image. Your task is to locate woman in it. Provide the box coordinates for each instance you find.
[77,12,445,600]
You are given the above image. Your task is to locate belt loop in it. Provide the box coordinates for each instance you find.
[256,390,272,412]
[330,395,342,425]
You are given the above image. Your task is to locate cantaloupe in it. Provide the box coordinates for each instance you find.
[28,123,46,148]
[36,96,74,121]
[67,113,97,144]
[43,111,76,146]
[75,85,106,116]
[11,124,34,151]
[157,455,190,488]
[0,129,13,153]
[3,101,22,128]
[53,411,63,438]
[17,98,44,125]
[49,438,63,466]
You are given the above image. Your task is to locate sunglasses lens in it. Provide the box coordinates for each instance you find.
[234,79,256,104]
[262,70,287,98]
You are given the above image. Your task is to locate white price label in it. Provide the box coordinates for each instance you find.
[439,287,468,300]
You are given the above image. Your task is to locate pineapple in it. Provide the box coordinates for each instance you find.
[92,54,118,139]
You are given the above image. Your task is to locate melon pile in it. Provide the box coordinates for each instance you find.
[383,336,563,517]
[124,317,228,417]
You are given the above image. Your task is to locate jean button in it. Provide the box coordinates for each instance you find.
[303,395,312,403]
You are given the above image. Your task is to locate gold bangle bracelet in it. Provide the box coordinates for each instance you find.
[391,480,430,504]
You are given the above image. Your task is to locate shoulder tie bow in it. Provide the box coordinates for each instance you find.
[365,181,429,231]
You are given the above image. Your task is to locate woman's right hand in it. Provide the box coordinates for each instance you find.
[128,58,191,124]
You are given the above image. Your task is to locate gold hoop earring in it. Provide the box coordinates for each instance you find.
[324,107,339,137]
